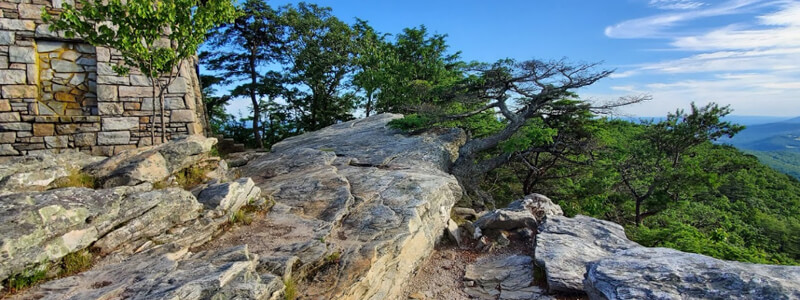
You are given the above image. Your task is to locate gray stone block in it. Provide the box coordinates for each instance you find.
[102,117,139,131]
[97,131,130,145]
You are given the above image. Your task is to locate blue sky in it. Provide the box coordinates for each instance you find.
[221,0,800,117]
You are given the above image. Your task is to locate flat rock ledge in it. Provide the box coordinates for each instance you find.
[464,255,553,300]
[13,245,283,300]
[534,214,800,299]
[584,247,800,300]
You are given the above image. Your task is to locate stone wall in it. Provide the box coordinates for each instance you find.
[0,0,207,156]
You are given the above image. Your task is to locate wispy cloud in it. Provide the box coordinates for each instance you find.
[602,0,800,116]
[604,0,763,38]
[649,0,707,10]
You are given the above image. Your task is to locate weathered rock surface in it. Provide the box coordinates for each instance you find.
[0,185,234,285]
[0,151,104,195]
[2,181,261,288]
[206,113,467,299]
[584,247,800,300]
[0,184,152,283]
[506,193,563,219]
[197,177,260,213]
[534,215,639,293]
[85,135,217,188]
[13,245,284,300]
[464,255,553,300]
[475,193,563,233]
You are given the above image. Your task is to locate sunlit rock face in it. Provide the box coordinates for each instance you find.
[231,113,466,299]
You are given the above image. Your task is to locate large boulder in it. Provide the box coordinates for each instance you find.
[584,247,800,300]
[203,113,466,299]
[474,193,563,234]
[13,245,284,300]
[534,215,639,293]
[463,255,553,300]
[197,177,261,213]
[85,135,217,188]
[0,151,104,195]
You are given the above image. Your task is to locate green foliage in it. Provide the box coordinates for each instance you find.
[4,264,48,292]
[174,165,207,189]
[745,150,800,179]
[53,169,97,189]
[229,208,254,225]
[488,115,800,265]
[283,277,297,300]
[324,251,341,264]
[46,0,236,79]
[499,119,558,153]
[60,250,93,276]
[609,103,743,225]
[358,25,464,114]
[387,114,434,131]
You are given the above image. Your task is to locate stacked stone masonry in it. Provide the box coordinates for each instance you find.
[0,0,207,156]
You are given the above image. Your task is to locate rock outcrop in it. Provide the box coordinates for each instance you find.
[1,136,263,295]
[0,151,104,195]
[474,193,563,233]
[534,214,800,299]
[203,113,466,299]
[13,245,283,300]
[464,255,552,300]
[534,215,640,293]
[85,135,217,188]
[584,247,800,300]
[0,184,250,286]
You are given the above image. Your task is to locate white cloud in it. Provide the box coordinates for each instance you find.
[600,1,800,116]
[604,0,763,38]
[649,0,707,10]
[611,85,638,91]
[609,70,638,78]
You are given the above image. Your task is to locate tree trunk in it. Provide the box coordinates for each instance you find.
[249,52,262,149]
[159,84,166,143]
[365,92,373,117]
[150,78,157,145]
[450,152,513,209]
[635,198,643,226]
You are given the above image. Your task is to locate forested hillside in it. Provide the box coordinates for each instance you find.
[484,118,800,265]
[746,150,800,179]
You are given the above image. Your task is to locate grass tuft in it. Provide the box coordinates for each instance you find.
[228,208,253,225]
[4,264,48,292]
[283,277,297,300]
[60,249,93,276]
[325,251,341,264]
[174,165,207,189]
[53,168,97,189]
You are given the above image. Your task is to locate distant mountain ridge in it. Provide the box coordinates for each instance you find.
[618,115,792,126]
[715,116,800,179]
[720,117,800,152]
